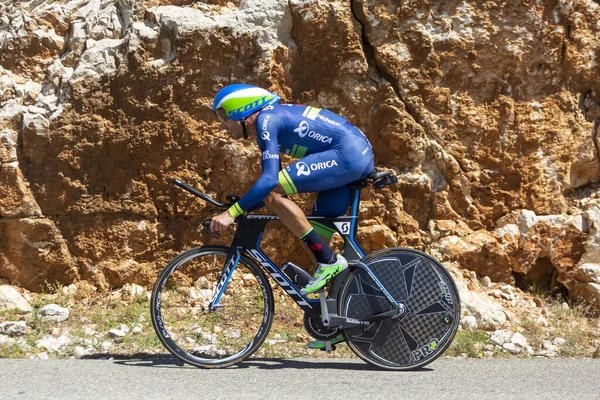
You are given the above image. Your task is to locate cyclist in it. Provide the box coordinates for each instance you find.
[209,84,374,296]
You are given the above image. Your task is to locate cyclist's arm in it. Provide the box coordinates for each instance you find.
[228,113,282,217]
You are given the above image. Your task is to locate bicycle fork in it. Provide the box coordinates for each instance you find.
[208,247,241,311]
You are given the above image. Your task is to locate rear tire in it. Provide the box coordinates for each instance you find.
[339,248,460,370]
[150,246,274,368]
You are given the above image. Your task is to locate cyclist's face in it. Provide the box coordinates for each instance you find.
[220,119,244,139]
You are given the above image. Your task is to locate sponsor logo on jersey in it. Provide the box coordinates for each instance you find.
[262,150,279,160]
[262,115,271,131]
[317,114,342,126]
[263,105,274,111]
[294,121,309,138]
[261,131,271,141]
[293,121,333,144]
[296,162,311,176]
[296,160,338,177]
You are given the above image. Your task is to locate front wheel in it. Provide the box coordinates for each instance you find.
[339,248,460,370]
[150,246,274,368]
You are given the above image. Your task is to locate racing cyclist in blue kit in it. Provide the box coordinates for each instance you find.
[209,84,375,302]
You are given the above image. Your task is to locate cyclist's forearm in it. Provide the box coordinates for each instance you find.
[231,177,278,216]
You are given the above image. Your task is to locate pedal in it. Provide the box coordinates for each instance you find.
[307,334,344,352]
[307,340,337,353]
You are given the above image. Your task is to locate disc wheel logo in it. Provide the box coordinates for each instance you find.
[294,121,309,138]
[296,161,310,177]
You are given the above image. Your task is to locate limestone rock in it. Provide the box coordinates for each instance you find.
[36,304,70,323]
[107,328,127,338]
[35,335,71,353]
[0,219,78,291]
[0,321,27,336]
[0,285,32,313]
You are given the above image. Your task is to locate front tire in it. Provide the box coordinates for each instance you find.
[339,248,460,370]
[150,246,274,368]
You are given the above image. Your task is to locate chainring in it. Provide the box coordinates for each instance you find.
[303,312,340,341]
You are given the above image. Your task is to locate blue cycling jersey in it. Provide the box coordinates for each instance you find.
[229,104,374,217]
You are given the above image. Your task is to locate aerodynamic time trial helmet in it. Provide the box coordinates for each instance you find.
[212,84,281,122]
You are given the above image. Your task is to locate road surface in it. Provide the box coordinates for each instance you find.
[0,357,598,399]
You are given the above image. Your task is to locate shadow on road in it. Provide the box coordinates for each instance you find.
[105,355,433,372]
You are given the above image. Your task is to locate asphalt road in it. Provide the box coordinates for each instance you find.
[0,357,598,399]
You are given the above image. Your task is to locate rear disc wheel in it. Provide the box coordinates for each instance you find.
[339,248,460,370]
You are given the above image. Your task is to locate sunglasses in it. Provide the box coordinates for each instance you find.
[215,108,228,123]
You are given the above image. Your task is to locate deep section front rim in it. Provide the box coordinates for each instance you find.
[150,246,274,368]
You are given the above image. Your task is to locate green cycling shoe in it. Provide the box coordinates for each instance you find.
[300,254,348,295]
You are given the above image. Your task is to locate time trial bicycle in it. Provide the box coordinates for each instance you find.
[150,170,460,370]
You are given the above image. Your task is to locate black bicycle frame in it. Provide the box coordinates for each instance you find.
[209,187,367,313]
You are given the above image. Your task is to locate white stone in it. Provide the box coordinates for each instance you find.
[83,326,97,336]
[90,4,124,40]
[149,0,294,57]
[68,21,88,55]
[511,332,529,348]
[494,223,520,238]
[0,129,18,162]
[132,326,142,334]
[73,346,89,358]
[458,283,507,329]
[517,209,537,234]
[553,337,566,346]
[101,341,113,350]
[36,304,70,322]
[0,321,26,336]
[121,283,145,300]
[61,284,78,296]
[543,340,557,352]
[490,330,512,346]
[0,334,14,345]
[479,276,492,289]
[107,328,127,338]
[22,112,49,137]
[0,100,23,124]
[35,335,71,353]
[71,38,124,83]
[502,342,521,354]
[461,315,478,329]
[578,263,600,284]
[566,214,586,232]
[0,286,32,313]
[14,80,42,101]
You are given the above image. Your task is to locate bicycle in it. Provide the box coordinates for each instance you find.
[150,171,461,370]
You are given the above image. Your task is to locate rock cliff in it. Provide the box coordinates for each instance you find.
[1,0,600,321]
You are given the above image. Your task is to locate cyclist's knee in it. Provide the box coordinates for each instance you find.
[263,186,286,208]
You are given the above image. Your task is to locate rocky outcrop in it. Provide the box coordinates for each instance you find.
[1,0,600,311]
